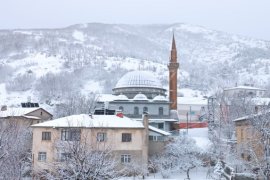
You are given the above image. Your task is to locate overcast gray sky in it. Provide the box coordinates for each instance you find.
[1,0,270,40]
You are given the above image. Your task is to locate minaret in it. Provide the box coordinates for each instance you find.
[168,34,179,110]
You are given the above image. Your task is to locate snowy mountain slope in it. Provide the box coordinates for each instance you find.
[0,23,270,107]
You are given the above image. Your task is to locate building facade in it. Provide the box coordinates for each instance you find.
[31,113,149,174]
[0,107,53,127]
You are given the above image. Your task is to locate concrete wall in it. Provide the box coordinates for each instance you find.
[97,101,170,117]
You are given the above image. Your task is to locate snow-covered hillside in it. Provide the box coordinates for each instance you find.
[0,23,270,108]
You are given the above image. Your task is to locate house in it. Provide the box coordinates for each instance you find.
[31,113,150,174]
[223,85,266,98]
[177,97,208,123]
[0,106,53,127]
[233,114,269,162]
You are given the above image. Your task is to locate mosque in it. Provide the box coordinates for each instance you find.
[96,35,179,132]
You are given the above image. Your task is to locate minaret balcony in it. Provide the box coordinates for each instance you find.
[168,63,179,69]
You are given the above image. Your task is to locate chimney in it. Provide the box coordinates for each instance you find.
[89,113,93,119]
[143,111,149,128]
[27,96,31,103]
[1,105,7,111]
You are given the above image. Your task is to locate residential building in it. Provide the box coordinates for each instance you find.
[31,113,150,174]
[234,115,268,162]
[0,106,53,127]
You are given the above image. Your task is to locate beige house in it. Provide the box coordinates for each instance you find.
[0,106,53,127]
[234,115,266,162]
[31,113,149,174]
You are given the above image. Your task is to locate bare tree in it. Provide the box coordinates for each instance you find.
[35,133,121,180]
[151,136,202,179]
[0,121,32,179]
[54,92,96,118]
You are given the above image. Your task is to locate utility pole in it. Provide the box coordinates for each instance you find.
[186,112,189,135]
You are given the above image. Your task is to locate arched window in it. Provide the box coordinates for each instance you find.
[159,107,163,116]
[143,107,148,113]
[134,107,139,115]
[119,106,124,112]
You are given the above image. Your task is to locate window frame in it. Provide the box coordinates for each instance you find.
[38,152,47,162]
[97,132,107,142]
[42,131,51,141]
[143,106,148,113]
[61,129,81,141]
[121,154,131,163]
[158,107,164,116]
[122,133,132,142]
[134,107,139,115]
[60,153,72,162]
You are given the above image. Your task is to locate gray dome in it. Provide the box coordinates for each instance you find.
[133,93,148,101]
[115,71,162,89]
[153,95,167,102]
[115,94,129,101]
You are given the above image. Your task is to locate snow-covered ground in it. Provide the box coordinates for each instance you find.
[121,127,212,180]
[120,167,210,180]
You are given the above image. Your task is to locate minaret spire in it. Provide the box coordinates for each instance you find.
[168,33,179,110]
[172,32,176,50]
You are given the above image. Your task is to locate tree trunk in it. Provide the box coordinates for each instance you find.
[186,168,190,180]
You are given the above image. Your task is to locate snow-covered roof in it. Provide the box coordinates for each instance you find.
[224,86,266,91]
[149,125,171,136]
[178,97,207,105]
[0,107,40,117]
[153,95,168,102]
[114,71,163,89]
[134,118,178,122]
[133,93,148,101]
[32,114,144,128]
[233,115,250,122]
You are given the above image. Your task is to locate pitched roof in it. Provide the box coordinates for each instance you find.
[224,86,266,91]
[0,107,52,118]
[0,107,40,117]
[32,114,144,128]
[149,125,171,136]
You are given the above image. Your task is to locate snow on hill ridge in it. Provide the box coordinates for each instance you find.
[0,23,270,107]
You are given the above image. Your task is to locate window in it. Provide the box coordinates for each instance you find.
[121,154,131,163]
[122,133,132,142]
[38,152,47,162]
[60,153,71,161]
[134,107,139,115]
[61,129,81,141]
[143,106,148,113]
[42,132,51,140]
[149,135,165,141]
[240,129,244,141]
[40,111,43,116]
[158,123,164,129]
[159,107,163,116]
[97,132,107,142]
[119,106,124,112]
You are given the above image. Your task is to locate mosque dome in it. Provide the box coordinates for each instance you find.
[115,71,162,89]
[115,94,129,101]
[133,93,148,101]
[153,95,167,102]
[113,71,166,99]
